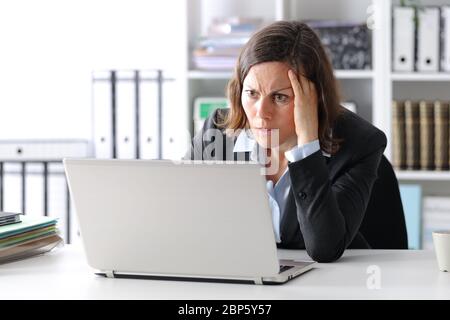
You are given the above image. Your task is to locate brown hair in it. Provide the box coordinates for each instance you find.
[221,20,344,155]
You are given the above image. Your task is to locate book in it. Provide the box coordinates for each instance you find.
[419,101,435,170]
[434,101,449,170]
[392,100,406,169]
[404,100,420,170]
[0,212,21,227]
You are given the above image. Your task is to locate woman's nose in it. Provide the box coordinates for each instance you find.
[255,97,273,119]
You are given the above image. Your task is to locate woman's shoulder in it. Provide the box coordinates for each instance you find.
[334,108,387,153]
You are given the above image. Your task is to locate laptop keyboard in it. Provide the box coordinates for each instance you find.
[279,265,294,273]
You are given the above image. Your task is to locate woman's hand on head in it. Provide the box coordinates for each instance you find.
[288,70,319,146]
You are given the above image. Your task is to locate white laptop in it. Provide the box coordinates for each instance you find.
[63,159,315,285]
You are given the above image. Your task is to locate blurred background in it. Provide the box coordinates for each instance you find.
[1,0,450,250]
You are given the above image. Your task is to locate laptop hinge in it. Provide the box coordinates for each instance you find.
[105,270,115,278]
[254,278,263,285]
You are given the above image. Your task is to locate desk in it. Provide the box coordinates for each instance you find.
[1,245,449,299]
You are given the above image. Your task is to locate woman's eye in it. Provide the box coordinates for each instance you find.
[245,90,258,98]
[274,94,288,104]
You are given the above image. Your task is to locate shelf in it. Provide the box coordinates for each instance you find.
[334,70,373,79]
[188,70,233,79]
[188,69,373,80]
[391,73,450,82]
[395,170,450,181]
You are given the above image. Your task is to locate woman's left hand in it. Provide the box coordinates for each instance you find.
[288,70,319,146]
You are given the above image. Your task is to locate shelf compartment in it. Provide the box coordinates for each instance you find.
[395,170,450,181]
[391,73,450,82]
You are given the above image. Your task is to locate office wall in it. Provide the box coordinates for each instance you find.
[0,0,186,140]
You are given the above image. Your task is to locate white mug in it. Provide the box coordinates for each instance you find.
[432,231,450,272]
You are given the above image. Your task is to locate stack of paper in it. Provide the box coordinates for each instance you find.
[0,215,63,264]
[192,17,262,71]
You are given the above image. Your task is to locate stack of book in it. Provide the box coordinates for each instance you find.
[192,17,262,70]
[392,100,450,170]
[0,213,63,264]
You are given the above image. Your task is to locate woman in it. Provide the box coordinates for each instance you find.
[185,21,387,263]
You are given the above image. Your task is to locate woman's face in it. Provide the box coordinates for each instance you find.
[241,61,297,150]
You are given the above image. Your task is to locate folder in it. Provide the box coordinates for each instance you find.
[92,71,114,158]
[441,6,450,71]
[417,7,440,72]
[393,6,416,72]
[399,184,422,249]
[116,70,137,159]
[138,70,160,159]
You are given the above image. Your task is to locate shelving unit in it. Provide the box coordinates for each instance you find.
[388,0,450,188]
[185,0,379,134]
[180,0,450,249]
[183,0,450,186]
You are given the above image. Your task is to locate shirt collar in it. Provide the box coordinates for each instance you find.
[232,130,331,158]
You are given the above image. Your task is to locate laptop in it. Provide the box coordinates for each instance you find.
[63,159,315,285]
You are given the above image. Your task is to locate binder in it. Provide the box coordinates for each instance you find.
[0,140,90,160]
[2,163,22,214]
[115,70,137,159]
[393,6,415,72]
[441,6,450,71]
[139,70,160,159]
[92,71,114,159]
[417,7,440,72]
[162,73,187,160]
[399,184,422,249]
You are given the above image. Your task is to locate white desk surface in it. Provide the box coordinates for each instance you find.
[1,245,449,300]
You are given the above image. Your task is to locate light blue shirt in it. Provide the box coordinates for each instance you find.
[233,130,330,243]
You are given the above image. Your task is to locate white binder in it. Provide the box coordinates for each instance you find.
[92,71,113,158]
[162,73,188,160]
[393,7,415,72]
[0,140,90,160]
[417,7,440,72]
[2,163,22,214]
[441,6,450,72]
[138,70,160,159]
[115,70,137,159]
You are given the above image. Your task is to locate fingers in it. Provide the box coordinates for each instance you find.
[288,70,302,98]
[288,70,316,102]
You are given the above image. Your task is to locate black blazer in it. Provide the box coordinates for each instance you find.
[185,108,387,262]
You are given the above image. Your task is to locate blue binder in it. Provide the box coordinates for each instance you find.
[399,184,422,249]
